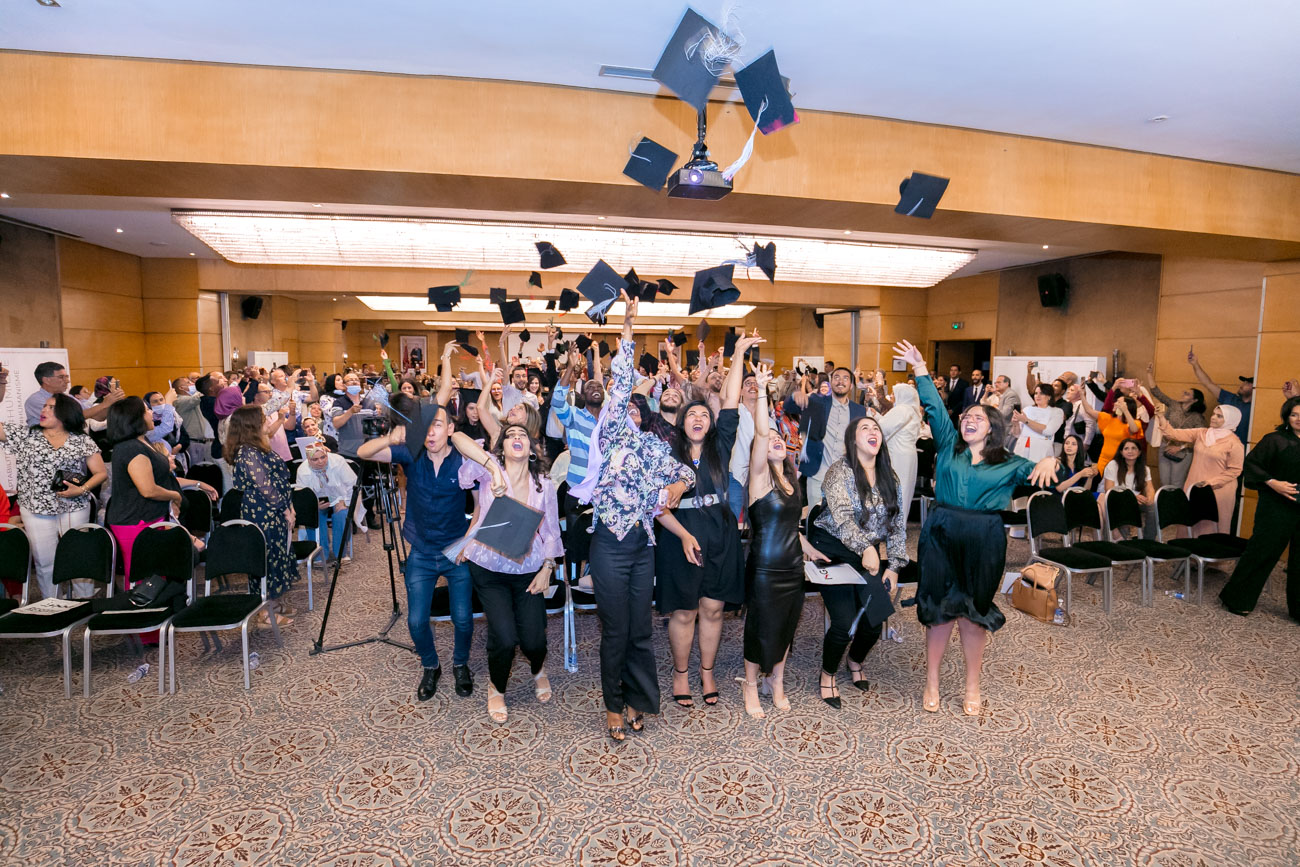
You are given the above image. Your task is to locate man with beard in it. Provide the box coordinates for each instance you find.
[659,385,684,426]
[552,345,605,493]
[786,366,866,505]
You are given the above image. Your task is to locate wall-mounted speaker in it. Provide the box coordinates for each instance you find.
[240,295,264,320]
[340,320,348,331]
[813,312,825,329]
[1037,273,1068,308]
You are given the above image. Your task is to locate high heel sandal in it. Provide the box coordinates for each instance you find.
[963,690,982,717]
[819,672,842,710]
[672,667,694,708]
[735,677,766,719]
[846,661,870,692]
[532,670,552,704]
[606,713,626,742]
[700,665,719,706]
[760,676,790,711]
[624,707,645,733]
[487,687,508,723]
[922,684,941,713]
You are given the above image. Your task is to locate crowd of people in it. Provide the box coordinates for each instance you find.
[1,303,1297,731]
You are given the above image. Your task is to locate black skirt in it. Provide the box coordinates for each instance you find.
[916,504,1008,631]
[655,501,745,613]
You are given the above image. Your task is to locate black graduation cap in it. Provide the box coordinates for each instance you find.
[857,571,897,629]
[519,328,532,344]
[473,495,545,561]
[734,49,799,135]
[623,137,680,192]
[575,334,593,354]
[651,8,725,113]
[686,349,700,367]
[598,340,612,359]
[747,343,761,366]
[428,285,461,312]
[753,242,776,283]
[374,331,391,348]
[639,282,659,304]
[558,288,580,312]
[670,329,688,347]
[576,259,627,324]
[895,172,950,219]
[695,320,711,342]
[554,340,569,354]
[535,241,566,269]
[689,264,740,315]
[554,326,563,339]
[453,328,479,357]
[723,328,739,357]
[546,299,557,311]
[497,299,526,326]
[528,271,543,290]
[490,287,508,304]
[624,267,640,288]
[640,352,660,375]
[656,278,677,296]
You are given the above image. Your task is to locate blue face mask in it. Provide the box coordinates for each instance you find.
[188,385,197,395]
[346,385,362,396]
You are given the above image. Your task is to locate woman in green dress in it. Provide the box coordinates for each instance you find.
[894,341,1058,716]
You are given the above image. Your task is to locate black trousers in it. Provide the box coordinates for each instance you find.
[1219,498,1300,618]
[809,524,884,674]
[589,523,660,714]
[468,562,548,693]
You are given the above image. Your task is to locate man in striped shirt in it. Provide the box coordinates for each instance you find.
[551,358,605,490]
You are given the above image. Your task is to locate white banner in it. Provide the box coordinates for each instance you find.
[0,347,72,493]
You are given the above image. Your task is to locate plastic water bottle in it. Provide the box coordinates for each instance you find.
[886,625,902,643]
[1164,590,1185,600]
[127,662,151,684]
[248,652,261,671]
[565,644,578,674]
[1052,600,1065,625]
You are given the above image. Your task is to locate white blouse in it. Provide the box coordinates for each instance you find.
[1013,405,1064,462]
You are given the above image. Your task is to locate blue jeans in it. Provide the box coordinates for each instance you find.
[728,476,747,520]
[298,506,350,557]
[404,546,473,670]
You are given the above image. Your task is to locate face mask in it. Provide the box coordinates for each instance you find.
[188,386,197,395]
[346,385,362,396]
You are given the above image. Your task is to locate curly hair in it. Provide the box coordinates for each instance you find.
[490,422,550,493]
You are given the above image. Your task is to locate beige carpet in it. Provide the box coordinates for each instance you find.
[0,528,1296,866]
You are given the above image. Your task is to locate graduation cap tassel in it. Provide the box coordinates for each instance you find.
[686,2,746,74]
[721,97,767,182]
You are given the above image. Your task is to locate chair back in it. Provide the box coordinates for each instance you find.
[1154,485,1193,532]
[916,440,937,494]
[205,520,268,596]
[1186,484,1221,527]
[1026,491,1069,552]
[1063,489,1103,534]
[187,462,225,496]
[217,488,244,523]
[178,489,214,539]
[51,524,115,591]
[128,523,196,590]
[287,459,302,483]
[291,486,321,530]
[1103,487,1143,536]
[0,525,32,600]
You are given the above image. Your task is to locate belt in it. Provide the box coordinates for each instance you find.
[190,438,214,444]
[675,493,722,510]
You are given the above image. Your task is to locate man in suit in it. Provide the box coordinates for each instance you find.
[961,369,990,410]
[785,366,867,505]
[946,363,969,417]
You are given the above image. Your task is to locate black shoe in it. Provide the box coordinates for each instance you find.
[417,666,441,702]
[453,664,474,697]
[819,672,842,710]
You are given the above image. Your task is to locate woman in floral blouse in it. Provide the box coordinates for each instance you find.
[572,292,696,741]
[0,388,108,600]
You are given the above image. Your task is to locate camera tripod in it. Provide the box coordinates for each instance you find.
[311,459,414,656]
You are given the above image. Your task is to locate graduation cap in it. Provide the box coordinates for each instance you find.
[856,571,897,629]
[554,326,564,339]
[734,49,799,135]
[651,8,727,113]
[639,281,659,304]
[473,495,545,561]
[452,330,480,358]
[753,242,776,283]
[747,343,761,366]
[519,328,532,344]
[535,241,566,269]
[428,285,462,312]
[695,320,711,342]
[623,136,680,192]
[558,288,580,312]
[373,331,391,348]
[640,352,660,375]
[490,287,508,304]
[723,327,739,357]
[685,349,700,367]
[576,259,627,324]
[575,334,593,354]
[545,299,557,311]
[895,172,950,219]
[528,271,543,290]
[624,267,640,288]
[598,340,612,359]
[497,299,526,326]
[669,329,688,347]
[689,263,740,315]
[656,278,677,297]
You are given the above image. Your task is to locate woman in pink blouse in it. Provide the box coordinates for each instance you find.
[1155,404,1245,534]
[450,423,563,724]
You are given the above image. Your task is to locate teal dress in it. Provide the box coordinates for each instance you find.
[915,375,1034,630]
[232,446,300,598]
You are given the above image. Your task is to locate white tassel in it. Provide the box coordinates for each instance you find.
[721,97,766,181]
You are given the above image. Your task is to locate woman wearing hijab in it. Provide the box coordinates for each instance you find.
[876,382,923,516]
[1155,403,1244,534]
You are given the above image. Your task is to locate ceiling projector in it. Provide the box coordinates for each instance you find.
[667,163,733,200]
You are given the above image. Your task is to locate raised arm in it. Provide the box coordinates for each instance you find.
[749,364,775,497]
[1186,346,1222,395]
[356,425,405,464]
[435,341,457,408]
[449,431,506,495]
[894,340,955,453]
[721,331,763,409]
[479,367,504,442]
[379,348,401,393]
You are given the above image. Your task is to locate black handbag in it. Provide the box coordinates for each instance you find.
[126,575,184,609]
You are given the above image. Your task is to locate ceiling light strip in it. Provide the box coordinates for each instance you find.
[173,211,975,288]
[360,296,753,318]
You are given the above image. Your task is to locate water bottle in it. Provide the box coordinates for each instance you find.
[127,662,151,684]
[1052,599,1065,625]
[886,625,902,643]
[1164,590,1185,600]
[565,643,578,674]
[248,652,261,671]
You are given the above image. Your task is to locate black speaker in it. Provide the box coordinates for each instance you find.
[240,296,264,320]
[813,312,825,329]
[340,320,348,331]
[1037,273,1068,308]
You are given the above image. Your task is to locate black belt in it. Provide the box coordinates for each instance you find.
[190,438,214,443]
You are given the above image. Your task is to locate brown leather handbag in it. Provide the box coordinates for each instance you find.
[1011,562,1063,624]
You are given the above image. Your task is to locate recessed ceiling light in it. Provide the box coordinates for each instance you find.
[596,216,607,221]
[1042,245,1050,249]
[1148,115,1170,123]
[843,230,852,235]
[115,228,124,233]
[188,252,196,256]
[332,297,338,301]
[0,193,10,199]
[312,203,323,208]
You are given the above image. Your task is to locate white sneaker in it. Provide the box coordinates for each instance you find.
[340,556,352,564]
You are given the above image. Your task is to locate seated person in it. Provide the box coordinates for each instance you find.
[294,443,358,561]
[296,414,339,454]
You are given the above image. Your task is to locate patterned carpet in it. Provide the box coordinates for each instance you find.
[0,526,1296,867]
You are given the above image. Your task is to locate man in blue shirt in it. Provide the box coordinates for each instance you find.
[550,347,605,488]
[1188,348,1252,442]
[358,405,474,701]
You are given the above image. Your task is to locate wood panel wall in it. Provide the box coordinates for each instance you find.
[57,239,150,395]
[0,222,61,350]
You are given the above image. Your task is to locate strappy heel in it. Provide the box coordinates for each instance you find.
[700,665,719,706]
[819,671,842,710]
[486,686,508,723]
[922,684,941,713]
[735,677,766,719]
[624,707,645,733]
[671,666,694,708]
[759,675,790,711]
[846,660,870,692]
[532,670,552,703]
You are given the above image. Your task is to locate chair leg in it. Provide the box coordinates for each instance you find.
[157,628,166,695]
[268,603,283,647]
[1102,569,1112,614]
[212,632,223,653]
[1186,559,1194,599]
[1065,571,1073,613]
[1196,562,1205,605]
[307,560,314,612]
[169,627,177,694]
[83,630,92,698]
[62,629,73,700]
[242,622,251,689]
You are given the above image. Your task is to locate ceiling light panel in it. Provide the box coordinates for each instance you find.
[173,211,976,288]
[359,296,753,319]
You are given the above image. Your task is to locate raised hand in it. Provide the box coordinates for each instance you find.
[892,340,924,367]
[1027,457,1060,488]
[754,363,773,390]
